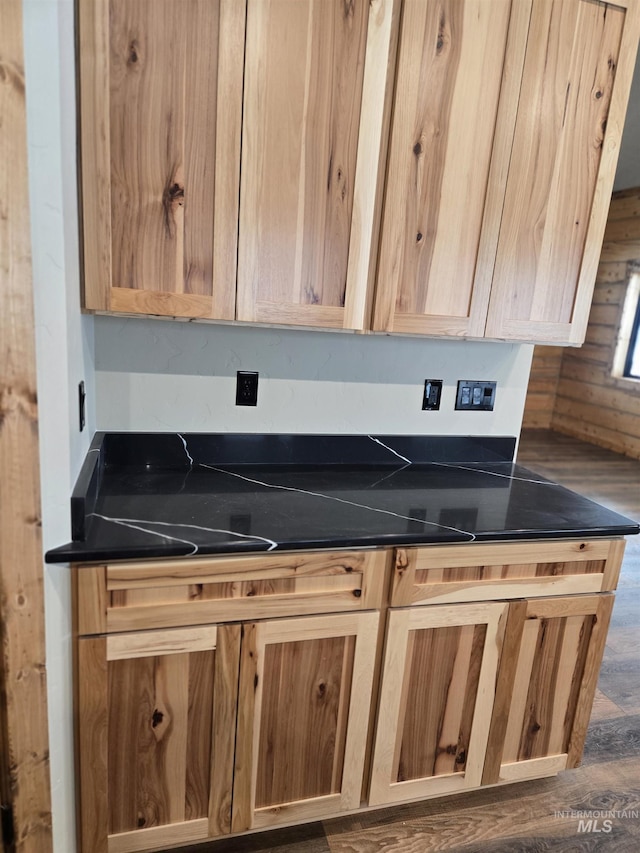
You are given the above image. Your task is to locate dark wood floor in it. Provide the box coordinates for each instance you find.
[181,430,640,853]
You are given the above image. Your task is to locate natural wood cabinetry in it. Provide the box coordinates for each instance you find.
[232,612,378,831]
[79,0,245,320]
[369,540,624,809]
[372,0,640,345]
[369,601,508,805]
[483,594,614,784]
[372,0,521,337]
[236,0,394,330]
[391,539,625,606]
[77,624,241,853]
[79,0,639,341]
[79,0,395,330]
[74,549,386,852]
[485,0,640,344]
[73,537,624,851]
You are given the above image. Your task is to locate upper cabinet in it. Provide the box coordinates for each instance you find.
[79,0,395,329]
[372,0,640,345]
[372,0,519,338]
[485,0,639,344]
[79,0,640,344]
[79,0,245,320]
[236,0,394,330]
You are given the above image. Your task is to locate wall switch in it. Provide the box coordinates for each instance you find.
[236,371,259,406]
[422,379,442,410]
[455,380,496,411]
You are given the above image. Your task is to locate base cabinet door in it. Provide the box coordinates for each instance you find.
[369,601,508,806]
[231,611,379,831]
[77,624,241,853]
[483,594,614,785]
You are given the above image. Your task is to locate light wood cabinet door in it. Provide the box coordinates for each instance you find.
[236,0,395,330]
[369,601,508,806]
[79,0,245,320]
[485,0,640,344]
[232,611,379,831]
[483,593,614,785]
[76,624,241,853]
[371,0,526,337]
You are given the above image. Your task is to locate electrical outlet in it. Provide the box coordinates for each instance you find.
[236,371,259,406]
[78,381,86,431]
[422,379,442,411]
[455,380,496,411]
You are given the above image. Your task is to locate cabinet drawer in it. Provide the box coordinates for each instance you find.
[75,549,389,634]
[390,540,624,607]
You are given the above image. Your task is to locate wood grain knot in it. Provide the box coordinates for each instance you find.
[0,60,25,96]
[413,142,422,156]
[151,709,164,728]
[396,549,409,571]
[353,589,362,597]
[317,681,326,698]
[531,721,541,734]
[342,0,355,20]
[128,41,140,65]
[416,232,423,243]
[595,90,603,100]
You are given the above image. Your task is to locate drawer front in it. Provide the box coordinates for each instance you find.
[75,549,389,634]
[390,539,625,607]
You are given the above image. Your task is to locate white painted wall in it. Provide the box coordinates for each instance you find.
[24,1,95,851]
[95,317,534,438]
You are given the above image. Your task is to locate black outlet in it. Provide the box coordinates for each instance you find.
[236,371,259,406]
[455,380,496,411]
[78,381,86,431]
[422,379,442,411]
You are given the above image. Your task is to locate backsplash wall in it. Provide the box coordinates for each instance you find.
[94,316,534,438]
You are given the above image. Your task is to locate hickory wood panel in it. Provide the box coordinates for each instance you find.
[237,0,390,330]
[107,820,209,853]
[485,0,634,344]
[78,637,109,853]
[80,0,243,318]
[232,612,378,832]
[0,2,53,849]
[106,625,218,660]
[343,0,400,330]
[78,0,112,310]
[483,593,615,786]
[391,539,623,606]
[76,550,387,634]
[372,0,516,336]
[369,602,508,806]
[78,626,240,852]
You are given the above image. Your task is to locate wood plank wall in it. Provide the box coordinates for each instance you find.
[522,188,640,459]
[0,1,53,849]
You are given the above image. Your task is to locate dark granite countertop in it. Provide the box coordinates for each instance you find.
[45,433,639,564]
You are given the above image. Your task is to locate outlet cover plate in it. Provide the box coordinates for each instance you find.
[455,380,496,411]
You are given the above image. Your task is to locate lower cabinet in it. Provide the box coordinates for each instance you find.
[231,612,379,832]
[76,611,378,853]
[74,539,623,852]
[370,593,613,808]
[369,601,508,805]
[482,593,614,785]
[77,624,242,853]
